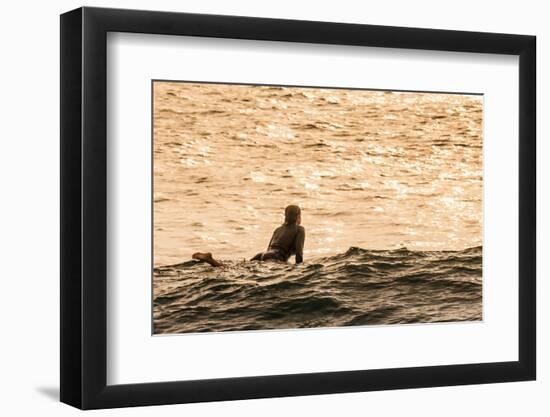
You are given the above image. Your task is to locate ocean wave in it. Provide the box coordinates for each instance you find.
[153,246,482,334]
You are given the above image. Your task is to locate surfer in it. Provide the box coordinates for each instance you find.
[192,205,305,267]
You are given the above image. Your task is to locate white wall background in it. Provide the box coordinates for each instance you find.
[0,0,545,415]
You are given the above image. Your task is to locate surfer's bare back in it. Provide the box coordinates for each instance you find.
[192,205,305,268]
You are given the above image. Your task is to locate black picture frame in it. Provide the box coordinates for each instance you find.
[60,6,536,410]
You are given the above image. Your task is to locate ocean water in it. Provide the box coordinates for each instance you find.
[153,246,482,334]
[153,82,483,333]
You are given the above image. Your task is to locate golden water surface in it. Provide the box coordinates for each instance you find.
[153,82,482,267]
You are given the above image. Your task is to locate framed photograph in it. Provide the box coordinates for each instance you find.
[60,6,536,409]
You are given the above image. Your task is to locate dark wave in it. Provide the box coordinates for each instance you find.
[153,246,482,334]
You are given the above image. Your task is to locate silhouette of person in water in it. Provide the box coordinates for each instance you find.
[192,205,305,267]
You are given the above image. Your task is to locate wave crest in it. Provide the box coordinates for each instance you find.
[153,246,482,334]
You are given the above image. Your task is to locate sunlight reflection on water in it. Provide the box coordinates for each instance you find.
[153,82,482,266]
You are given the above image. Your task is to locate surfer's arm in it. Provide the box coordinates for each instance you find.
[267,229,276,249]
[294,227,305,264]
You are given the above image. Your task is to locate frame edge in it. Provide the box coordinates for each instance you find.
[518,34,536,380]
[60,7,84,409]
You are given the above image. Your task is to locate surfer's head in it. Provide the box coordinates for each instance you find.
[284,205,301,225]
